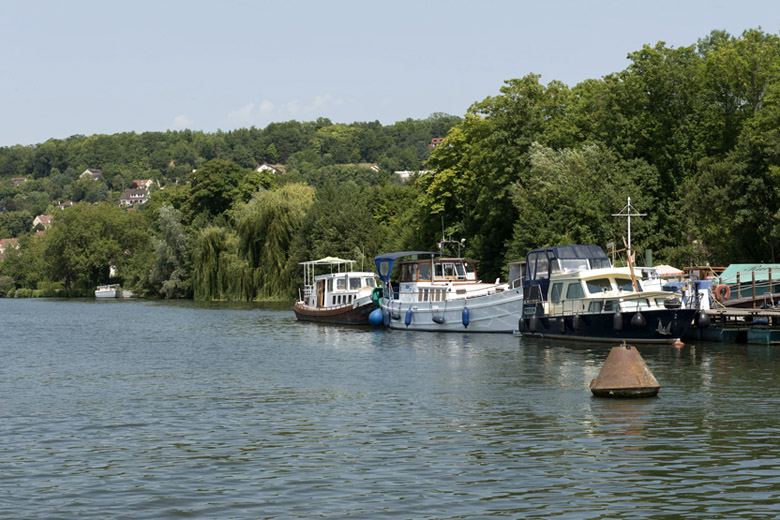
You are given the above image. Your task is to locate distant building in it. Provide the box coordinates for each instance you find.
[32,215,53,230]
[55,200,74,210]
[255,162,286,174]
[80,168,103,181]
[0,237,19,261]
[119,188,150,207]
[10,177,26,186]
[131,179,154,189]
[429,137,444,148]
[394,170,434,182]
[0,238,19,254]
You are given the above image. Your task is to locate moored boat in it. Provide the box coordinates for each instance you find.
[95,284,120,299]
[293,257,378,325]
[519,245,702,344]
[373,249,523,333]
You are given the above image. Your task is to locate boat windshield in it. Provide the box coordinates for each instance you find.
[559,259,590,272]
[350,278,362,290]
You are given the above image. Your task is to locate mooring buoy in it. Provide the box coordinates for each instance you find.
[589,341,660,398]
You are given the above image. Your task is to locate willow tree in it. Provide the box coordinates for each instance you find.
[235,183,315,300]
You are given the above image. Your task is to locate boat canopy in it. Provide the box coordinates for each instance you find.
[300,256,355,266]
[374,251,439,283]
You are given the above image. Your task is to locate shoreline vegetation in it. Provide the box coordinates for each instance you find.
[3,28,780,302]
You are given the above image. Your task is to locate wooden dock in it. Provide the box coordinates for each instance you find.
[685,308,780,344]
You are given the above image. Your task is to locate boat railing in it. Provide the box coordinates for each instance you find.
[551,295,662,317]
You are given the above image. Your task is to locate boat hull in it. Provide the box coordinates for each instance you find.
[380,288,524,333]
[95,288,119,299]
[519,308,698,344]
[293,301,376,325]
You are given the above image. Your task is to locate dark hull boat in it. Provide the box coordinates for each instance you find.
[293,299,376,325]
[519,306,698,344]
[519,245,703,344]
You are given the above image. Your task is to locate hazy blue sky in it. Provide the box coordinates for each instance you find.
[2,0,779,147]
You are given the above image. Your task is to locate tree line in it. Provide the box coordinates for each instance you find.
[1,28,779,300]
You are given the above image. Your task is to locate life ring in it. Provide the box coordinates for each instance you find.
[714,284,731,302]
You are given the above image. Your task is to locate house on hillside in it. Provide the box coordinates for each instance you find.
[10,177,27,186]
[55,200,74,210]
[429,137,444,148]
[255,162,286,174]
[0,237,19,261]
[119,188,150,207]
[131,179,154,189]
[80,168,103,181]
[0,238,19,254]
[32,215,53,230]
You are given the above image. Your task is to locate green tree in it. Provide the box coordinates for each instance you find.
[187,159,247,218]
[147,205,192,298]
[42,203,149,291]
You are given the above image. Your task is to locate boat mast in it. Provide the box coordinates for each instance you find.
[612,196,646,254]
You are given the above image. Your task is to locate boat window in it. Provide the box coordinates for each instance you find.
[526,284,542,302]
[434,263,444,278]
[586,278,612,294]
[549,259,561,275]
[336,278,346,290]
[410,264,419,281]
[591,258,611,269]
[536,256,549,280]
[550,283,563,304]
[327,278,333,292]
[604,300,618,312]
[526,253,538,280]
[566,282,585,299]
[350,278,362,290]
[419,263,431,281]
[400,264,411,282]
[455,263,465,278]
[364,278,376,288]
[588,301,603,312]
[444,263,456,278]
[616,278,642,291]
[560,259,589,272]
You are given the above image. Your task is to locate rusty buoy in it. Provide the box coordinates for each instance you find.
[590,342,660,398]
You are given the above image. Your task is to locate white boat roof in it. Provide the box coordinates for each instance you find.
[300,256,355,266]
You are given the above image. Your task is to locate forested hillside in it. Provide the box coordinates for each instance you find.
[2,28,779,300]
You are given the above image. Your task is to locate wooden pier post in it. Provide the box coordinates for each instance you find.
[752,271,756,308]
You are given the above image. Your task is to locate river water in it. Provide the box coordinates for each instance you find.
[2,298,780,519]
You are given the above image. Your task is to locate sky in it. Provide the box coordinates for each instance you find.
[2,0,780,147]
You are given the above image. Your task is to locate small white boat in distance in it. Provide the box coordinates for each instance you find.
[95,284,120,299]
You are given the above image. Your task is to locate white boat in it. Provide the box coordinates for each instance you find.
[293,257,379,325]
[95,284,120,299]
[373,250,524,332]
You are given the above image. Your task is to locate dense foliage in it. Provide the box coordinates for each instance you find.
[2,28,780,300]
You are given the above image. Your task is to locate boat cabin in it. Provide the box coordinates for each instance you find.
[398,257,477,283]
[299,257,377,309]
[523,245,611,301]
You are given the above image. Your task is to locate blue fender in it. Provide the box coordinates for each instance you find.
[405,308,413,327]
[462,307,470,328]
